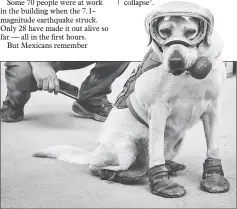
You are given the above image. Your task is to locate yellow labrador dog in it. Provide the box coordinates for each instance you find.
[33,1,230,198]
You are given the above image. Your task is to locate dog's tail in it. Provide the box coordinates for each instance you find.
[33,145,92,165]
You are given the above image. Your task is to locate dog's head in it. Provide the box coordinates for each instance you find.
[145,1,215,76]
[157,16,200,75]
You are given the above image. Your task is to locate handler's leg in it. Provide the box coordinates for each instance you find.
[72,61,130,122]
[1,62,38,122]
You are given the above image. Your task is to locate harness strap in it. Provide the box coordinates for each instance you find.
[126,96,149,128]
[114,48,161,127]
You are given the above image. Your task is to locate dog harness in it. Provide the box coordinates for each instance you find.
[115,2,217,127]
[114,48,161,127]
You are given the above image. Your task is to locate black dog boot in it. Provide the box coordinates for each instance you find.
[100,166,147,184]
[148,164,186,198]
[100,169,117,181]
[165,160,186,174]
[200,158,230,193]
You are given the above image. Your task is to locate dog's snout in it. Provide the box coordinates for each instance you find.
[169,50,185,70]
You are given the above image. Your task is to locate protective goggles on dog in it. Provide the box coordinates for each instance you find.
[150,15,208,47]
[145,1,214,47]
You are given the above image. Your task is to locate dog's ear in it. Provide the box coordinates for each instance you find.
[151,41,164,62]
[198,31,223,60]
[145,13,164,63]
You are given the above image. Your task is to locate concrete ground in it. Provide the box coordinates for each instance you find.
[1,62,236,208]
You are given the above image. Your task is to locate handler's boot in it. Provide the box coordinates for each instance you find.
[1,98,24,122]
[72,100,113,122]
[200,158,230,193]
[148,164,186,198]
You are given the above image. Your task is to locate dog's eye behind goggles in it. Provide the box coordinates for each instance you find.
[149,15,208,47]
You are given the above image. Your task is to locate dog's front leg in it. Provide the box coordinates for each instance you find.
[147,104,186,198]
[200,97,230,193]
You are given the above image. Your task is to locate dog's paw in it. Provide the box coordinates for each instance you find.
[116,165,147,184]
[148,164,186,198]
[100,169,117,181]
[201,158,230,193]
[165,160,186,174]
[150,179,186,198]
[200,174,230,193]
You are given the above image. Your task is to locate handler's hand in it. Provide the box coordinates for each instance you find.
[30,62,60,95]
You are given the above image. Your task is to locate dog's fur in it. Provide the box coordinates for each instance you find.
[33,16,226,187]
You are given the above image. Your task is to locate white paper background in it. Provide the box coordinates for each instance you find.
[0,0,236,61]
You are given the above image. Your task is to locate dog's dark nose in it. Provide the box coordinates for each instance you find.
[169,50,185,70]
